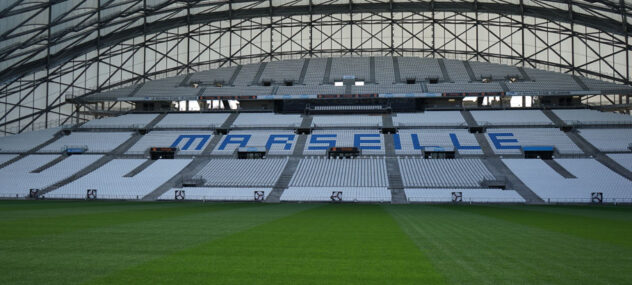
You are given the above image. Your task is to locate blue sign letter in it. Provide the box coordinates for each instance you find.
[488,133,521,149]
[354,134,381,150]
[218,134,251,150]
[266,134,295,150]
[393,133,401,150]
[449,133,481,150]
[307,134,337,150]
[171,134,211,150]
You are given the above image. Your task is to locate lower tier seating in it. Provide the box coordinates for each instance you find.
[290,157,388,187]
[608,153,632,171]
[578,129,632,152]
[405,188,525,203]
[195,158,288,187]
[49,159,191,199]
[281,187,391,202]
[398,158,495,188]
[503,158,632,203]
[0,155,102,197]
[159,187,272,201]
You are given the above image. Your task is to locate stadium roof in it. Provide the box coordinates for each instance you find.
[1,0,631,135]
[1,0,632,84]
[81,56,632,102]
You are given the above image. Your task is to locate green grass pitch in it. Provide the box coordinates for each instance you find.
[1,201,631,284]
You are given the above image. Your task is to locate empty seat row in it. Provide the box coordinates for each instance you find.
[49,159,191,199]
[290,157,388,187]
[196,158,288,187]
[504,158,632,202]
[398,158,494,188]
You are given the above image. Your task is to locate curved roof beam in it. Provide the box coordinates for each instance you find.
[0,1,630,84]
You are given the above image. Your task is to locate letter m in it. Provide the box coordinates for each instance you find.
[171,135,211,151]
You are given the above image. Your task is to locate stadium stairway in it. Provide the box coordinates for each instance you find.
[437,59,451,82]
[543,160,576,178]
[473,133,494,157]
[473,129,544,203]
[382,116,407,203]
[266,157,300,203]
[123,159,156,177]
[482,158,545,203]
[0,128,65,170]
[265,123,309,202]
[144,130,228,199]
[541,109,567,127]
[382,114,394,129]
[564,130,632,181]
[142,158,205,200]
[220,112,239,129]
[31,154,68,173]
[38,129,147,196]
[460,110,478,128]
[543,109,632,180]
[298,115,313,130]
[146,113,168,129]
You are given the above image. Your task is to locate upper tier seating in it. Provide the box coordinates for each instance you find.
[504,158,632,202]
[0,154,102,197]
[232,113,303,128]
[427,82,504,93]
[392,111,466,127]
[290,157,388,187]
[405,188,525,203]
[80,114,158,129]
[154,113,229,129]
[395,129,483,155]
[398,57,443,81]
[329,57,370,82]
[608,153,632,171]
[212,130,297,155]
[127,131,214,155]
[38,132,133,153]
[443,59,470,82]
[135,75,198,98]
[302,58,327,84]
[303,129,386,155]
[471,110,553,126]
[0,128,58,153]
[398,158,494,188]
[276,85,346,95]
[232,63,261,86]
[281,187,391,202]
[202,86,274,96]
[159,187,272,201]
[508,68,580,91]
[374,56,396,84]
[195,158,288,187]
[260,59,304,84]
[553,109,632,125]
[50,159,191,199]
[311,114,383,127]
[188,66,237,85]
[469,60,520,80]
[484,128,582,154]
[352,84,423,94]
[578,129,632,152]
[581,77,631,92]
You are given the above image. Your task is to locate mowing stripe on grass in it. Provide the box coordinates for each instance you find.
[92,204,446,285]
[443,204,632,249]
[0,203,310,285]
[387,205,632,285]
[0,202,256,240]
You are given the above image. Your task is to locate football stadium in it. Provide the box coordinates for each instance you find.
[1,0,632,283]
